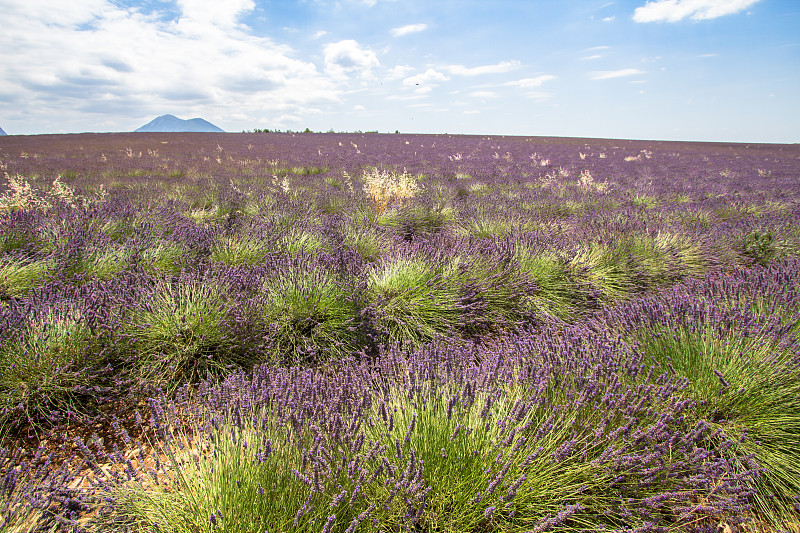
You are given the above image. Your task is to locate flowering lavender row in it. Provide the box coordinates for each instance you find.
[0,133,799,530]
[71,262,800,531]
[1,260,790,531]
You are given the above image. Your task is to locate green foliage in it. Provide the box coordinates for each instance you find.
[123,279,240,392]
[341,223,387,263]
[369,256,463,345]
[92,405,423,533]
[454,213,515,239]
[0,258,53,299]
[140,240,190,274]
[515,247,582,321]
[450,253,532,333]
[0,308,106,437]
[209,235,271,266]
[738,229,784,266]
[62,244,132,282]
[571,242,636,301]
[633,310,800,528]
[258,261,362,365]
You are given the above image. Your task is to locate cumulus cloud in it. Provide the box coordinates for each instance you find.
[505,75,557,88]
[391,23,428,37]
[403,68,449,87]
[176,0,256,28]
[385,65,415,80]
[589,68,646,80]
[446,61,520,76]
[633,0,761,23]
[0,0,339,132]
[323,40,380,78]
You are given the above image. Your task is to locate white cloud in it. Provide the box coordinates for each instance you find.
[469,91,498,98]
[403,68,449,87]
[385,65,415,80]
[505,75,557,88]
[446,61,520,76]
[581,55,604,60]
[391,23,428,37]
[525,92,554,101]
[385,93,427,101]
[353,104,366,110]
[323,40,380,78]
[603,15,616,22]
[633,0,761,23]
[0,0,339,132]
[311,30,329,39]
[589,68,646,80]
[176,0,256,28]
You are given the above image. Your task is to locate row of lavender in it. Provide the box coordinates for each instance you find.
[4,258,799,531]
[1,135,799,432]
[2,200,799,437]
[0,133,799,530]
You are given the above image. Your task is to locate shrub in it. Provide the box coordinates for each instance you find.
[0,258,53,299]
[515,246,583,321]
[257,255,364,365]
[122,276,240,393]
[368,255,464,345]
[604,290,800,529]
[0,307,111,437]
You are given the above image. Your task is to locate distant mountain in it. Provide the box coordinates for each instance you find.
[134,114,224,133]
[0,126,6,136]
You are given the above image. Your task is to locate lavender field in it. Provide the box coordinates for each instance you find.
[1,132,799,532]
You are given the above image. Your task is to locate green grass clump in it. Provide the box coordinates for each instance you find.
[369,256,463,345]
[281,228,326,255]
[69,244,131,281]
[571,242,636,301]
[91,404,425,533]
[454,212,515,239]
[630,304,800,529]
[340,223,387,263]
[514,246,582,321]
[209,235,271,266]
[139,240,190,274]
[123,278,240,393]
[0,307,107,438]
[448,253,532,333]
[258,259,362,365]
[0,258,53,299]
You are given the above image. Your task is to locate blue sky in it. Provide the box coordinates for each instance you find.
[0,0,797,142]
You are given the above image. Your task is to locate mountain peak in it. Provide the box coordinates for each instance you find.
[135,114,224,133]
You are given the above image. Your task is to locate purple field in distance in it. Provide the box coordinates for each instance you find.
[1,132,799,532]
